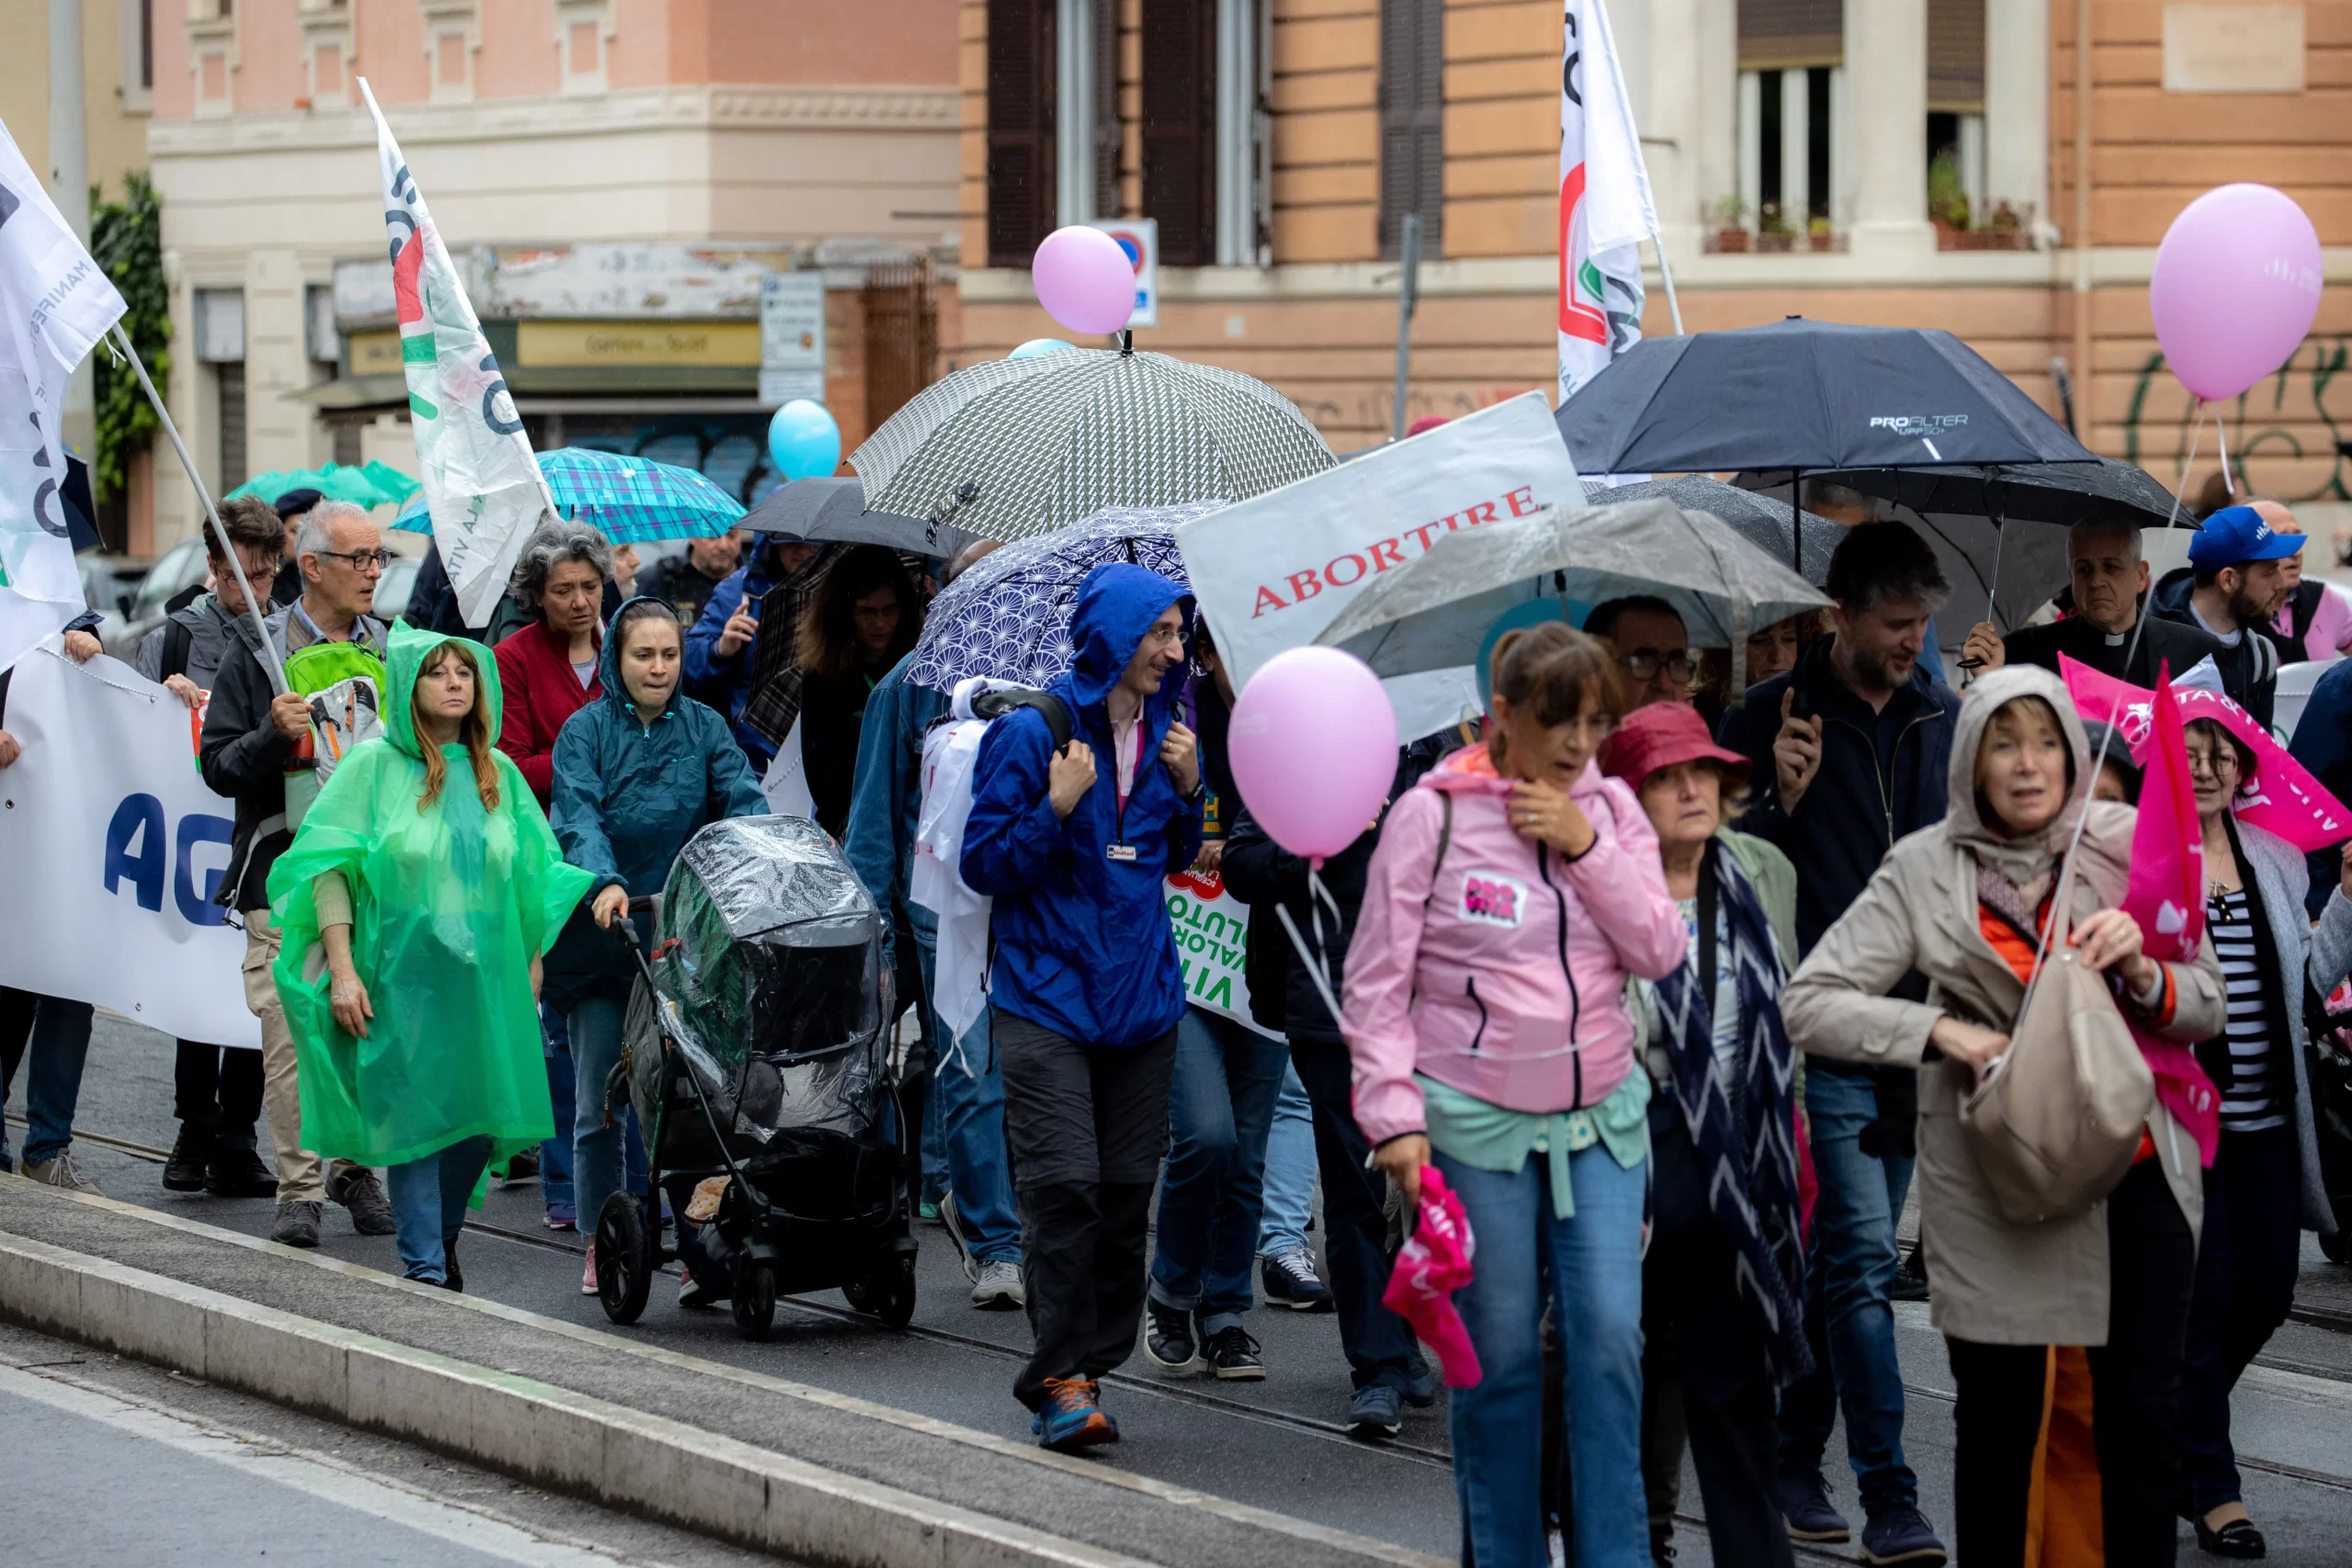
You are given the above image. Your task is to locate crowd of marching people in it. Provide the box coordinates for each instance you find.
[9,474,2352,1568]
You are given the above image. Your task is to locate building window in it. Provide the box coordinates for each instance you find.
[216,363,247,494]
[1927,0,1986,236]
[1736,0,1843,244]
[1214,0,1269,267]
[424,2,478,103]
[987,0,1059,266]
[120,0,154,110]
[863,256,941,432]
[1143,0,1218,266]
[1377,0,1443,262]
[557,0,613,95]
[197,288,247,496]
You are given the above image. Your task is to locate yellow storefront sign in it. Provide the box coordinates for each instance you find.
[516,320,762,368]
[348,329,405,377]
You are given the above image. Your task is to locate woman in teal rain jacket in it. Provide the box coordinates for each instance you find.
[551,596,765,1286]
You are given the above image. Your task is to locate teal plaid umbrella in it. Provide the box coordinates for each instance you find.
[392,447,744,542]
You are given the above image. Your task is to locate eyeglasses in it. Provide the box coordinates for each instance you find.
[851,604,902,625]
[1618,649,1696,683]
[2185,749,2241,778]
[313,548,395,574]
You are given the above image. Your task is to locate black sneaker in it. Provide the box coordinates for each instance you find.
[1859,1504,1945,1565]
[440,1236,463,1293]
[271,1200,324,1248]
[1144,1302,1199,1371]
[164,1125,213,1191]
[1889,1244,1929,1303]
[1775,1470,1851,1543]
[1347,1382,1403,1437]
[1403,1350,1438,1408]
[1202,1325,1265,1381]
[205,1145,277,1199]
[330,1168,397,1236]
[1259,1247,1335,1312]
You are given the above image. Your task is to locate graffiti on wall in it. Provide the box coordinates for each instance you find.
[2123,336,2352,502]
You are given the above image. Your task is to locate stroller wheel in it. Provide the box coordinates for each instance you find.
[733,1260,777,1341]
[595,1193,655,1325]
[875,1253,917,1329]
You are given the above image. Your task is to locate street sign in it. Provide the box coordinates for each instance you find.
[759,272,827,405]
[1089,218,1158,330]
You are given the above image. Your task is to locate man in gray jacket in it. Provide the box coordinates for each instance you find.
[137,496,286,1200]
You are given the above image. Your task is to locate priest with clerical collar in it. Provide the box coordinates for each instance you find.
[1961,515,2233,697]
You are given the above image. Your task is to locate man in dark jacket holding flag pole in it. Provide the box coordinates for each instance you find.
[960,562,1204,1451]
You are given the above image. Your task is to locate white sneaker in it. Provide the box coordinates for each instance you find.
[938,1191,978,1283]
[580,1249,599,1296]
[24,1149,102,1195]
[972,1258,1025,1310]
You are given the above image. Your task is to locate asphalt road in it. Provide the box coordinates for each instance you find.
[24,1010,2352,1564]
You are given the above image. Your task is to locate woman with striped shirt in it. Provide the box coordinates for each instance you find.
[2178,717,2351,1559]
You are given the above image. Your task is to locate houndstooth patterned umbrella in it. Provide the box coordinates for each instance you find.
[903,502,1227,692]
[850,348,1334,542]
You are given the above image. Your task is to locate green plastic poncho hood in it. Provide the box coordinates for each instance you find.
[267,624,594,1168]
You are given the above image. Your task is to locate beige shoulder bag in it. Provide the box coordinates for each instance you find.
[1958,853,2155,1225]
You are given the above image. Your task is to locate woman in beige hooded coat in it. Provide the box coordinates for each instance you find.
[1781,665,2224,1568]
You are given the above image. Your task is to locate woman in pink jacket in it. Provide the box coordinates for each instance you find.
[1345,623,1687,1568]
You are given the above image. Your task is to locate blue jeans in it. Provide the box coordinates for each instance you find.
[1255,1061,1316,1258]
[0,991,94,1169]
[1778,1064,1918,1510]
[567,994,650,1236]
[539,1004,575,1213]
[1440,1140,1649,1568]
[386,1135,493,1282]
[1148,1007,1287,1333]
[915,929,1020,1262]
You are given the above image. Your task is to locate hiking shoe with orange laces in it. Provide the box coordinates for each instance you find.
[1032,1377,1118,1451]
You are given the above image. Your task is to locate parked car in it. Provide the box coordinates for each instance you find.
[104,536,210,661]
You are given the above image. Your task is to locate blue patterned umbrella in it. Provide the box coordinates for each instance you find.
[904,502,1227,692]
[390,447,744,542]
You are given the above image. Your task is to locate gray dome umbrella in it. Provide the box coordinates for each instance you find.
[1317,498,1831,700]
[848,346,1337,543]
[1595,475,1845,586]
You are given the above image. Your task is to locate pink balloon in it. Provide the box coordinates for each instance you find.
[1031,226,1136,337]
[1227,647,1399,866]
[2150,184,2324,402]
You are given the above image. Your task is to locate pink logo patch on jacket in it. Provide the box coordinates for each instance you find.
[1459,874,1526,928]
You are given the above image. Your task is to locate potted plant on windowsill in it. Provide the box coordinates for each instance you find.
[1807,216,1835,253]
[1756,202,1795,254]
[1710,195,1750,253]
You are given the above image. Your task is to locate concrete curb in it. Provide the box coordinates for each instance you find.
[0,1227,1160,1568]
[2,1181,1448,1567]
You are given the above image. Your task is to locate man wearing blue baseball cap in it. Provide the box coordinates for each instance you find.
[2151,503,2301,728]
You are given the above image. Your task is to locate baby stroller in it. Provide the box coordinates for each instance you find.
[593,815,916,1339]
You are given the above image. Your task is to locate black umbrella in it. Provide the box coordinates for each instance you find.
[1800,457,2190,532]
[1555,317,2099,575]
[740,475,978,560]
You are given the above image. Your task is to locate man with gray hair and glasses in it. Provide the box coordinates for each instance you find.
[1961,515,2226,691]
[199,498,398,1249]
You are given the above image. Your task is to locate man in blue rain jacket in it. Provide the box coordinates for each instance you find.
[961,562,1204,1450]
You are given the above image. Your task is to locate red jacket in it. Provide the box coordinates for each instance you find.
[493,618,603,805]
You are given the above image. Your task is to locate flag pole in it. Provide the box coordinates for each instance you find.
[1650,231,1685,336]
[106,323,288,694]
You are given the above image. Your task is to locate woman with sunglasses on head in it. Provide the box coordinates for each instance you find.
[2177,716,2351,1559]
[1345,622,1687,1568]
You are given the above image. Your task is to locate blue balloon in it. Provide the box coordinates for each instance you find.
[1009,337,1077,360]
[767,400,842,481]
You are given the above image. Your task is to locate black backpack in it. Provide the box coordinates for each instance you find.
[968,685,1076,753]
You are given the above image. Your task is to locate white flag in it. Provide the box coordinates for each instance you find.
[359,80,553,626]
[1557,0,1657,403]
[0,118,124,671]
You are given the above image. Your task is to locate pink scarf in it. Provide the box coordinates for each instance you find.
[1385,1168,1483,1388]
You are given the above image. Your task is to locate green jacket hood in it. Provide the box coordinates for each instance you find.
[384,622,504,759]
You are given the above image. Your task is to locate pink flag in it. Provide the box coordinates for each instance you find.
[2060,655,2352,852]
[1384,1168,1483,1388]
[2109,662,2222,1166]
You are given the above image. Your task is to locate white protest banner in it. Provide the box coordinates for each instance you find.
[1174,392,1583,738]
[1165,869,1278,1040]
[0,645,258,1046]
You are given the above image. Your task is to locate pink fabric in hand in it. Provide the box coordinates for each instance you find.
[1383,1166,1482,1389]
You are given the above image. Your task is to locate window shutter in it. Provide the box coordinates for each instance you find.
[987,0,1057,267]
[1093,0,1121,219]
[1378,0,1443,261]
[1142,0,1217,267]
[1926,0,1984,113]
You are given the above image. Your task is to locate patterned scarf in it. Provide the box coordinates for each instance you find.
[1650,840,1813,1387]
[741,544,847,745]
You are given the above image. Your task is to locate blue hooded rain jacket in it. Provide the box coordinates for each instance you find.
[960,564,1204,1049]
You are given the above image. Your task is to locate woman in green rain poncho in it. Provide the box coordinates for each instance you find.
[270,625,594,1288]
